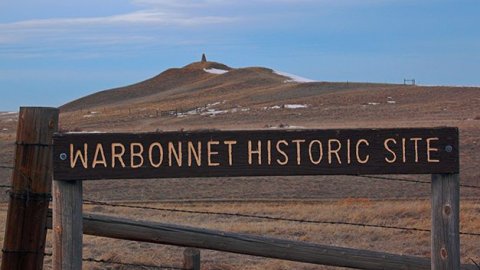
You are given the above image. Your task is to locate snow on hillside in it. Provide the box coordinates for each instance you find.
[273,70,316,83]
[204,68,229,75]
[284,104,308,109]
[0,112,17,116]
[263,104,308,110]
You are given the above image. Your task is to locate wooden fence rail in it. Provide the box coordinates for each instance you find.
[45,210,476,270]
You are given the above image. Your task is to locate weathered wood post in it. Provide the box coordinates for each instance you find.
[1,107,59,270]
[431,173,460,270]
[183,248,200,270]
[52,182,83,268]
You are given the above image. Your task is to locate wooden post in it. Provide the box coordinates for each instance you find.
[52,180,83,270]
[183,248,200,270]
[431,173,460,270]
[1,107,58,270]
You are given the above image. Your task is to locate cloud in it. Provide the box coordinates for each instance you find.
[0,5,237,54]
[0,10,235,30]
[131,0,227,8]
[0,0,393,58]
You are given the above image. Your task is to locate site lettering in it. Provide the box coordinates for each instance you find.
[53,128,459,180]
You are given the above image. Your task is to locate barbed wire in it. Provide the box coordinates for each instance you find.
[471,258,480,269]
[83,199,480,237]
[355,175,480,190]
[355,175,430,184]
[0,162,479,236]
[44,252,185,269]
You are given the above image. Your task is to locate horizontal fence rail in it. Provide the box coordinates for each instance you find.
[45,210,477,270]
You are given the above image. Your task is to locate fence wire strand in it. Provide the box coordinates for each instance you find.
[354,175,430,184]
[44,252,184,269]
[83,198,480,237]
[355,174,480,190]
[1,163,480,236]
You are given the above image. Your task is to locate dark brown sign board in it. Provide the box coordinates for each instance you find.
[53,128,459,181]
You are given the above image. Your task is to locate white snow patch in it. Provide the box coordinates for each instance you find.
[176,104,249,118]
[264,104,307,110]
[204,68,229,75]
[367,102,380,106]
[273,70,316,83]
[2,128,8,131]
[186,109,199,115]
[287,125,305,129]
[208,102,221,106]
[201,109,228,116]
[387,100,396,104]
[66,131,103,134]
[83,111,99,117]
[284,104,308,109]
[0,112,17,116]
[263,105,281,110]
[206,101,226,107]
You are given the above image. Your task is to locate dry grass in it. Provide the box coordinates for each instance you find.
[1,62,479,269]
[1,199,477,269]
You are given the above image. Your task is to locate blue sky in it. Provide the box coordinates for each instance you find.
[0,0,479,111]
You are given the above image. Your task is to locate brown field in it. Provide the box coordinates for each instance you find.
[0,200,479,269]
[0,60,479,269]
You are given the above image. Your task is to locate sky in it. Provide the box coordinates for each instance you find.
[0,0,479,111]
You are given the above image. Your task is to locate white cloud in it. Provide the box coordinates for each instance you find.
[0,10,235,30]
[0,0,392,57]
[131,0,227,8]
[0,6,237,51]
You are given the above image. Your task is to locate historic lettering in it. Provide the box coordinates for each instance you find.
[54,128,458,180]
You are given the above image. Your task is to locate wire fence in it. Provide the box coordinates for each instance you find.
[0,164,480,238]
[0,163,479,268]
[82,198,480,237]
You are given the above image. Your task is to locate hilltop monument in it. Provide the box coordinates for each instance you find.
[201,53,207,62]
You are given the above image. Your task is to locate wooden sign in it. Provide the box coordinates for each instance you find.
[53,128,459,181]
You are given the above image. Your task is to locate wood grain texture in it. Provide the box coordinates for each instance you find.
[53,128,459,180]
[1,107,58,270]
[183,248,200,270]
[52,180,83,270]
[43,211,476,270]
[431,173,460,270]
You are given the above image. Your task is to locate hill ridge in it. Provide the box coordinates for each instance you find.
[60,60,290,112]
